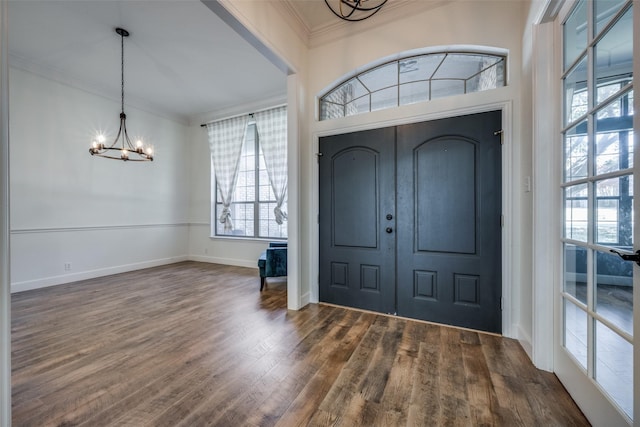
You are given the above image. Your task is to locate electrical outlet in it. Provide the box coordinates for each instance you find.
[64,262,72,271]
[204,248,208,255]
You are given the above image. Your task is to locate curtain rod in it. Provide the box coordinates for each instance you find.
[200,103,287,128]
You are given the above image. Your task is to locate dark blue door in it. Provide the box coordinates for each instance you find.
[319,111,502,333]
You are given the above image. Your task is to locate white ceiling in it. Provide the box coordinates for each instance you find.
[7,0,299,124]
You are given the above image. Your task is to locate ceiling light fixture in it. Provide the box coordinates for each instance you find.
[324,0,387,22]
[89,28,153,162]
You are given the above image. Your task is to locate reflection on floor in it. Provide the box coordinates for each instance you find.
[565,283,633,419]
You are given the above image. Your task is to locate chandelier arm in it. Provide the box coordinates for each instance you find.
[340,0,388,12]
[325,0,387,21]
[106,115,125,150]
[122,121,136,151]
[338,0,359,19]
[325,0,353,20]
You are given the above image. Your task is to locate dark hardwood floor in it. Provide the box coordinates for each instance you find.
[11,261,589,426]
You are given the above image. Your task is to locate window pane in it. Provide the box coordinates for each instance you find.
[259,183,272,201]
[594,6,633,107]
[259,202,287,239]
[595,0,627,35]
[344,95,370,117]
[596,176,633,246]
[216,203,254,237]
[371,87,398,112]
[359,62,398,92]
[564,0,588,71]
[565,244,588,305]
[565,184,588,242]
[466,60,505,92]
[320,79,369,120]
[564,56,588,124]
[565,120,588,181]
[327,78,368,103]
[320,100,345,120]
[399,55,445,83]
[432,54,499,80]
[399,82,428,106]
[595,320,633,418]
[431,80,464,99]
[595,93,634,175]
[595,250,633,335]
[564,299,588,369]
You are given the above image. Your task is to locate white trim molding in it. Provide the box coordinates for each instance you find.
[531,20,558,372]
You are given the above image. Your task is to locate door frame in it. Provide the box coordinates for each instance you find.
[310,100,516,338]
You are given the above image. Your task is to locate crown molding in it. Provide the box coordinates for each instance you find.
[9,53,190,125]
[273,1,312,47]
[309,0,451,48]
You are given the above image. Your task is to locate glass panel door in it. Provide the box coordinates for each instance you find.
[560,0,635,423]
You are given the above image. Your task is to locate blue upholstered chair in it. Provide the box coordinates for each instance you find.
[258,242,288,291]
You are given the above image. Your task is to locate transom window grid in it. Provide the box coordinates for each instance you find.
[319,52,506,121]
[214,124,287,239]
[561,0,634,420]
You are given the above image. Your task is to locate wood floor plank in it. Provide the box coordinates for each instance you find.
[460,330,501,426]
[11,261,590,426]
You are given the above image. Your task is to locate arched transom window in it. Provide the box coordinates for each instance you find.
[319,51,506,120]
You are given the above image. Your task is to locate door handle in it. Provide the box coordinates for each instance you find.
[386,214,393,220]
[386,227,393,233]
[610,249,640,266]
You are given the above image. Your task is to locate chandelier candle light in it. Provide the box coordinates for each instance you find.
[89,28,153,162]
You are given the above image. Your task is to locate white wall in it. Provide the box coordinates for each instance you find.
[9,67,191,292]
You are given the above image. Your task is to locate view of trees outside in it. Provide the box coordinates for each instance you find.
[565,83,634,247]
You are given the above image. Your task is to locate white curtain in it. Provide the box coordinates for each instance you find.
[254,106,288,224]
[207,115,249,232]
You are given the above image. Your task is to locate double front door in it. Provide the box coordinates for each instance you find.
[319,111,502,333]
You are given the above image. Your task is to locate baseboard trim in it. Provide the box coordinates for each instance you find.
[188,255,258,270]
[11,223,189,234]
[11,256,189,293]
[300,291,310,308]
[517,324,534,362]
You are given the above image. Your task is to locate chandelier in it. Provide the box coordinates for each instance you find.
[89,28,153,162]
[324,0,388,21]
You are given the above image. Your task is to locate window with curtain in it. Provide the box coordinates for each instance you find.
[208,106,287,240]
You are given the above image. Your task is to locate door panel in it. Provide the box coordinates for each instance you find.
[319,127,396,314]
[332,148,378,248]
[396,111,502,333]
[416,137,476,254]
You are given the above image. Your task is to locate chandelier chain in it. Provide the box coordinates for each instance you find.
[121,30,125,114]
